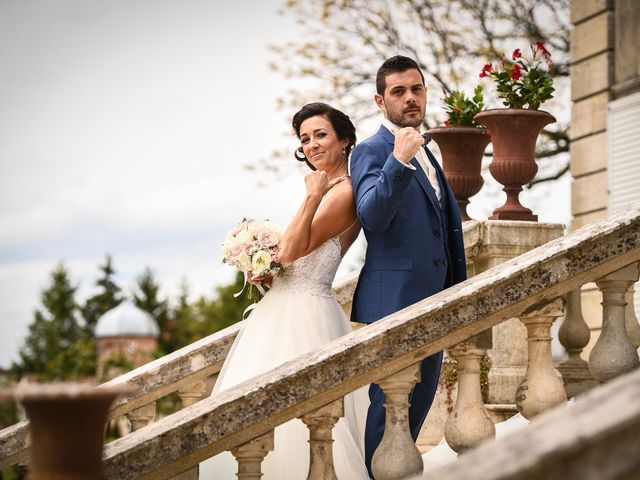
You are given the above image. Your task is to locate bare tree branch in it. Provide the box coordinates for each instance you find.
[258,0,570,186]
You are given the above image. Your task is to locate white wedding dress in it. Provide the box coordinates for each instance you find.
[199,237,370,479]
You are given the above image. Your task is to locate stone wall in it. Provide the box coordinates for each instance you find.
[570,0,640,356]
[570,0,612,231]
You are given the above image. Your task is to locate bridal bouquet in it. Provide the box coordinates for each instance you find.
[221,218,283,292]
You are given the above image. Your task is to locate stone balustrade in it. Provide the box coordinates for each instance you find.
[422,367,640,480]
[2,208,640,478]
[1,222,480,469]
[89,206,640,479]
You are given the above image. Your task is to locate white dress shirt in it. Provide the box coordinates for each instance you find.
[382,119,442,201]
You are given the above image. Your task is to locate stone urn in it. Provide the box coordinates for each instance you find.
[427,126,490,221]
[474,108,556,221]
[12,382,130,480]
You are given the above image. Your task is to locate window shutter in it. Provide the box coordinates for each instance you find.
[608,92,640,212]
[608,91,640,324]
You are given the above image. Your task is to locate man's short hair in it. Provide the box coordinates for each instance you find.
[376,55,425,95]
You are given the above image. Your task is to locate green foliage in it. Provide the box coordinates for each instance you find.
[442,86,485,127]
[99,352,134,383]
[0,374,18,430]
[1,465,26,480]
[163,273,255,352]
[81,254,123,335]
[12,263,95,381]
[12,261,262,384]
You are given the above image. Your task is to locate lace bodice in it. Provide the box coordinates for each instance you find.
[271,237,342,297]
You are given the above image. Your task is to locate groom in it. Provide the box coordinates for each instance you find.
[349,55,466,477]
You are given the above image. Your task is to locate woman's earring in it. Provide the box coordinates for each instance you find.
[342,148,347,156]
[295,147,306,161]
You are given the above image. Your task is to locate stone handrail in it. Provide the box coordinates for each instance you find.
[97,207,640,479]
[0,222,483,469]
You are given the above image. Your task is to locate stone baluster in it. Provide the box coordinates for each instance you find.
[168,384,209,480]
[372,363,423,480]
[590,263,640,382]
[557,289,598,398]
[300,398,343,480]
[625,283,640,348]
[178,381,207,409]
[471,221,564,407]
[516,298,567,419]
[444,332,494,453]
[128,401,156,431]
[230,430,274,480]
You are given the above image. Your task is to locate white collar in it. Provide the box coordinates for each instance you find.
[382,118,401,135]
[382,118,425,136]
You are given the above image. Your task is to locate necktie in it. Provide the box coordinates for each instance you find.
[417,134,441,201]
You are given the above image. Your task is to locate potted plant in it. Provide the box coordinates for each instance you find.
[475,41,556,221]
[428,86,490,222]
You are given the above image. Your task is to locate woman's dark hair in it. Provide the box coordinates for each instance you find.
[291,102,357,170]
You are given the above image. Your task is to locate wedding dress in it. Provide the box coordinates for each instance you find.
[199,236,370,479]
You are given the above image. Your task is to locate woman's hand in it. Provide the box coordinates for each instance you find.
[304,171,347,198]
[248,272,274,288]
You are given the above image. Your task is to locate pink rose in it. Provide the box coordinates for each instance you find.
[228,243,243,258]
[257,229,279,248]
[241,241,255,255]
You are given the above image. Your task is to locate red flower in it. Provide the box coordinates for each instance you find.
[479,63,493,78]
[512,48,522,60]
[485,129,491,139]
[535,40,551,59]
[509,64,522,80]
[444,120,451,126]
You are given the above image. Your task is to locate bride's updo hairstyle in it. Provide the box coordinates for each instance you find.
[292,102,357,171]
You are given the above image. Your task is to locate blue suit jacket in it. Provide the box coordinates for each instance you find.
[350,125,466,324]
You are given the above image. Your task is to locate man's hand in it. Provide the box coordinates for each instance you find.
[392,127,424,164]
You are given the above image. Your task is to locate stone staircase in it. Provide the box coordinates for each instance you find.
[2,206,640,479]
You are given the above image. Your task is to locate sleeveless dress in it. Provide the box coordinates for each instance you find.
[199,237,370,479]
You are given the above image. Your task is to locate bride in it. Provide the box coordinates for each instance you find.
[199,102,370,479]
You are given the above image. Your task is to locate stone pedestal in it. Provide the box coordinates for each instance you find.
[470,221,565,405]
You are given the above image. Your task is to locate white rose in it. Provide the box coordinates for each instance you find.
[234,227,252,244]
[235,253,252,272]
[247,221,262,238]
[251,250,272,278]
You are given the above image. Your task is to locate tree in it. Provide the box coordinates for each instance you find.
[162,280,202,352]
[81,254,123,335]
[195,272,256,334]
[163,274,256,352]
[132,267,170,353]
[261,0,570,186]
[12,263,95,380]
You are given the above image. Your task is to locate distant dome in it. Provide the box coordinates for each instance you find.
[95,300,160,338]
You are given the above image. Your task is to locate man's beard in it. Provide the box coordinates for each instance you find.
[387,108,424,128]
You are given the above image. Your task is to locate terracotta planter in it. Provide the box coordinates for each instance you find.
[474,108,556,221]
[13,383,130,480]
[427,126,490,221]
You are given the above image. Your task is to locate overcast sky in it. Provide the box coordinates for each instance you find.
[0,0,570,369]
